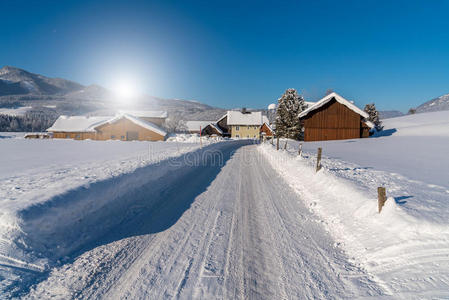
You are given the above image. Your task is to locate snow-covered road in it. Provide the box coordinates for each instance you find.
[27,144,383,299]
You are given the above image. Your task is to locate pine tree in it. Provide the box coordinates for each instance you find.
[363,103,383,131]
[275,88,307,139]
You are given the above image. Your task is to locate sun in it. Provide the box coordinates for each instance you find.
[114,81,137,99]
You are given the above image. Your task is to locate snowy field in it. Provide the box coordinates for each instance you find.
[0,111,448,298]
[260,110,449,297]
[0,136,227,296]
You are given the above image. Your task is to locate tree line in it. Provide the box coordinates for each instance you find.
[0,108,58,132]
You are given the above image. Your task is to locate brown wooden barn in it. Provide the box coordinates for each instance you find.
[260,122,274,137]
[201,123,223,136]
[298,92,373,141]
[47,113,167,141]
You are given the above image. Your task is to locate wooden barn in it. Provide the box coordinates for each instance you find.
[47,113,167,141]
[260,122,274,137]
[201,123,223,136]
[298,92,373,141]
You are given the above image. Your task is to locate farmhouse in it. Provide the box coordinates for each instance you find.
[260,122,274,138]
[298,92,373,141]
[47,113,167,141]
[227,110,268,139]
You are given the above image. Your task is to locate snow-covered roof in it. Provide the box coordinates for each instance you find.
[268,103,276,110]
[363,120,375,129]
[227,111,264,126]
[47,116,112,132]
[262,115,269,125]
[298,92,369,119]
[118,110,168,118]
[185,121,216,132]
[203,123,223,134]
[98,114,167,136]
[216,113,227,123]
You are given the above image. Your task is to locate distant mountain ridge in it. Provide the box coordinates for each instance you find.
[0,66,225,121]
[379,110,404,119]
[416,93,449,113]
[0,66,84,95]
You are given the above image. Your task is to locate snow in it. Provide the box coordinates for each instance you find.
[2,110,448,298]
[267,103,276,110]
[226,111,264,125]
[46,115,112,132]
[0,106,31,116]
[118,110,168,118]
[23,144,383,299]
[47,114,167,136]
[185,121,215,132]
[258,110,449,297]
[299,92,369,119]
[106,114,167,136]
[0,138,202,296]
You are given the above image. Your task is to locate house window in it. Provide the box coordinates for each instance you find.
[247,135,250,138]
[236,126,239,131]
[121,135,125,140]
[66,134,70,138]
[235,134,240,138]
[111,135,116,139]
[247,126,250,130]
[75,134,80,139]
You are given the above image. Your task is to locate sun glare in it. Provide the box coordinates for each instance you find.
[114,81,137,99]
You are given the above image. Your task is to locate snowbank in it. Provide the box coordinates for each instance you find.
[259,110,449,297]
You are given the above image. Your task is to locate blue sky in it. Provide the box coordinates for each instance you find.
[1,0,449,111]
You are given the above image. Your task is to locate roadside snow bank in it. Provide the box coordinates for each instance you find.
[258,143,449,297]
[0,140,200,286]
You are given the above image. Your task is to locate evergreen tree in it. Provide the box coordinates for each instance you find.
[408,108,416,115]
[275,88,307,139]
[363,103,383,131]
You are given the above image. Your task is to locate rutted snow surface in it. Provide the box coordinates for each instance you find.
[24,145,382,299]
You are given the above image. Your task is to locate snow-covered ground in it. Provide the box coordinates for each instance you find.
[0,137,217,296]
[1,111,448,298]
[259,110,449,297]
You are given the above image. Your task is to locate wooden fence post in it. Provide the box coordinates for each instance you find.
[298,143,302,156]
[316,147,322,172]
[284,140,287,150]
[378,187,387,213]
[276,136,279,150]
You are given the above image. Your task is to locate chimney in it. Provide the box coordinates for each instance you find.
[242,107,247,114]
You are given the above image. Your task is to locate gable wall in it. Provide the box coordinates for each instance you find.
[303,99,362,141]
[95,118,165,141]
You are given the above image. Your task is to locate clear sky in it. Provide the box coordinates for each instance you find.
[1,0,449,111]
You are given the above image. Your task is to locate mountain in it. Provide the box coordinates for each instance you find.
[0,66,225,121]
[0,66,84,95]
[379,110,404,119]
[416,93,449,113]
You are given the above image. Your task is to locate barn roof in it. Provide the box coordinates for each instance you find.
[298,92,369,119]
[227,111,264,126]
[185,121,216,132]
[118,110,168,118]
[203,123,223,134]
[97,114,167,136]
[47,116,112,132]
[363,120,375,129]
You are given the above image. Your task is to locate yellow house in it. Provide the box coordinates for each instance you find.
[47,113,167,141]
[227,110,266,139]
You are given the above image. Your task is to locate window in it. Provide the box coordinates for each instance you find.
[236,126,239,131]
[247,135,250,138]
[111,135,116,139]
[65,134,70,139]
[121,135,125,140]
[75,134,80,139]
[235,134,240,138]
[247,126,250,130]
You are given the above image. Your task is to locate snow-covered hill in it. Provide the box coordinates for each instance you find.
[0,66,84,95]
[0,66,226,121]
[416,92,449,113]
